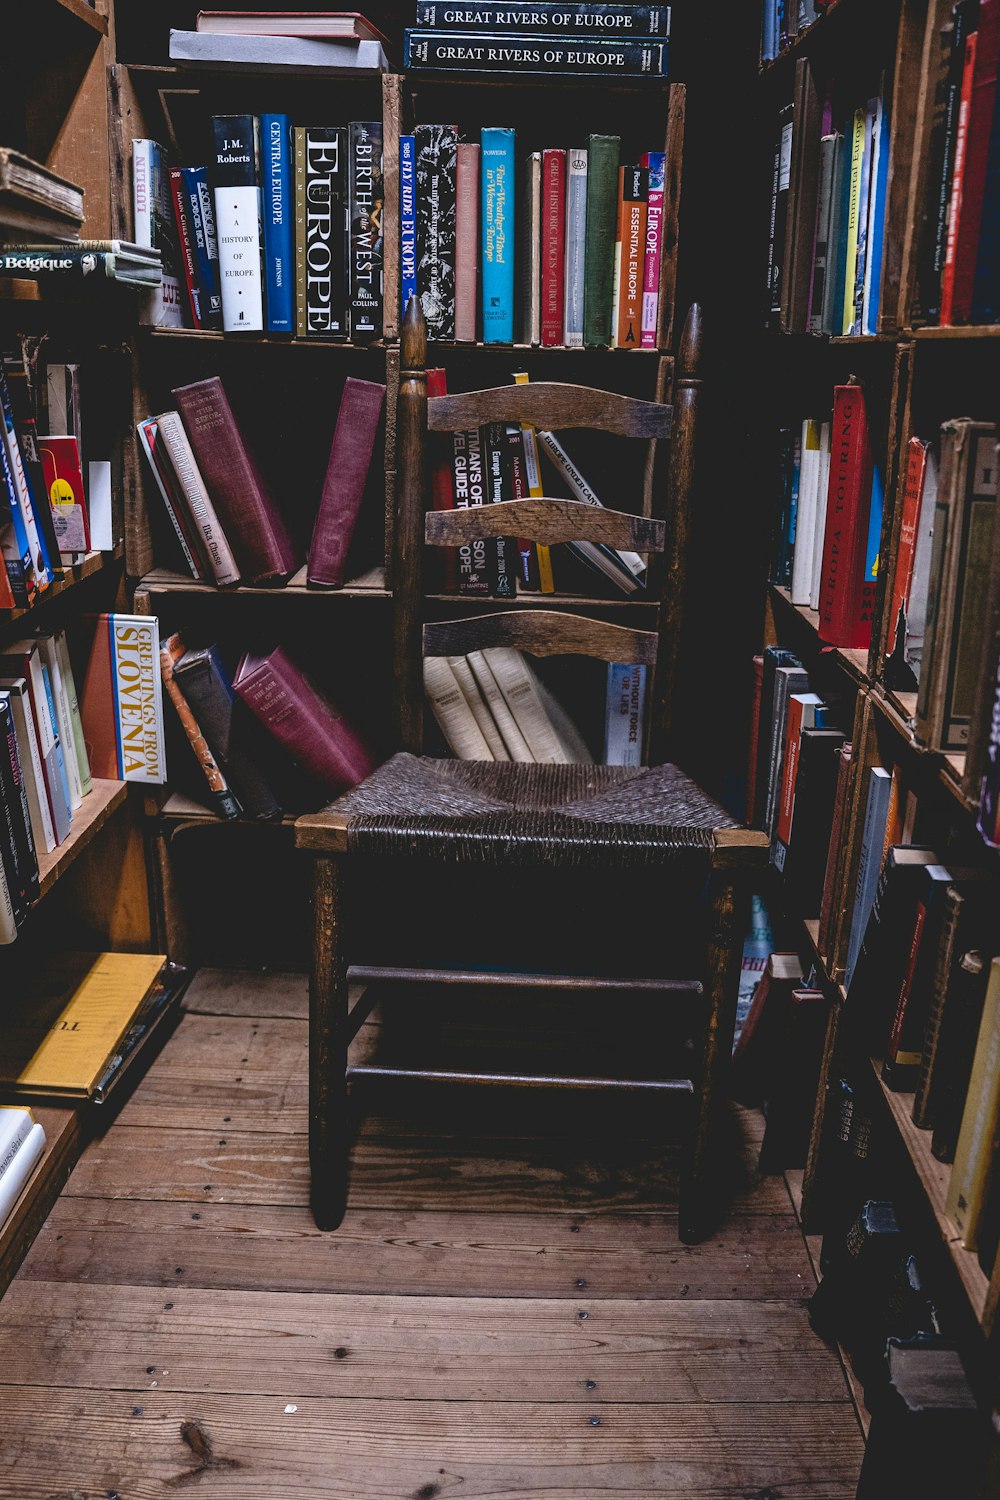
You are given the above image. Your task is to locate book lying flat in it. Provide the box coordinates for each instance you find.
[0,952,167,1099]
[169,28,389,71]
[0,148,83,237]
[197,10,391,44]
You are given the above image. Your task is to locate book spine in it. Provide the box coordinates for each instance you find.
[427,368,458,591]
[614,165,648,348]
[862,95,890,334]
[951,0,1000,323]
[413,1,672,32]
[512,370,554,592]
[399,135,418,319]
[0,372,52,597]
[912,884,962,1128]
[847,100,876,338]
[481,127,515,344]
[159,636,241,819]
[541,149,566,347]
[349,120,384,341]
[136,418,207,581]
[53,632,90,799]
[182,167,223,330]
[583,134,620,346]
[153,412,241,587]
[887,439,929,664]
[260,114,295,335]
[604,662,646,765]
[0,693,37,908]
[920,13,966,323]
[932,944,990,1163]
[840,106,866,335]
[941,427,999,750]
[169,166,202,327]
[482,422,518,598]
[234,647,372,793]
[506,423,539,590]
[210,114,265,333]
[535,427,645,579]
[817,383,873,648]
[38,638,81,810]
[108,615,166,784]
[173,651,283,821]
[455,143,479,342]
[640,150,664,348]
[808,134,837,333]
[768,104,793,328]
[563,147,588,346]
[946,957,1000,1248]
[307,376,386,587]
[941,30,980,324]
[1,682,55,854]
[453,427,490,595]
[0,425,32,608]
[37,663,71,837]
[424,656,494,759]
[0,1110,36,1178]
[447,654,510,758]
[404,29,668,75]
[415,124,458,341]
[294,125,348,339]
[610,166,625,344]
[521,151,542,345]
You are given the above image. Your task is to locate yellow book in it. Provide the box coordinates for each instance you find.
[0,952,166,1098]
[946,956,1000,1249]
[841,108,867,337]
[512,370,555,593]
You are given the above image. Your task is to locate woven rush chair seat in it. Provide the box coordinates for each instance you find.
[302,753,737,869]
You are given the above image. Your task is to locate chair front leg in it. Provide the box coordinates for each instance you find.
[680,871,747,1244]
[310,853,350,1230]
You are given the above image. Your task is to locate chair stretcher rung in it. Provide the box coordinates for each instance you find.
[345,965,702,995]
[346,1064,695,1092]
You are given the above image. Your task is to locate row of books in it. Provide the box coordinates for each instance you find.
[134,115,384,340]
[425,649,645,766]
[405,128,667,348]
[429,368,644,598]
[912,0,1000,328]
[161,632,373,821]
[138,373,384,590]
[770,381,882,650]
[760,0,831,64]
[767,67,890,336]
[0,629,98,942]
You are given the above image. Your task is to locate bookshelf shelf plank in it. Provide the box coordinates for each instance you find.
[36,779,128,899]
[910,324,1000,340]
[770,586,872,686]
[870,1058,991,1327]
[138,566,390,599]
[759,0,849,78]
[147,328,386,354]
[45,0,108,36]
[1,548,124,634]
[0,1105,82,1301]
[155,791,297,827]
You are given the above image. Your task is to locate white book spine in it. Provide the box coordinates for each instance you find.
[214,185,265,332]
[54,630,91,797]
[37,636,81,810]
[0,1108,35,1177]
[536,429,646,578]
[790,418,821,605]
[423,657,493,760]
[109,614,167,783]
[905,447,939,676]
[155,413,241,586]
[133,139,184,328]
[132,139,152,247]
[466,651,534,761]
[0,679,55,852]
[522,153,542,347]
[137,419,204,581]
[24,652,55,758]
[447,655,510,760]
[604,663,646,766]
[563,148,587,347]
[809,420,832,612]
[482,647,567,763]
[0,1121,45,1226]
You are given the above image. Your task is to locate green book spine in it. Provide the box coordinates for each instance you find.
[582,134,620,348]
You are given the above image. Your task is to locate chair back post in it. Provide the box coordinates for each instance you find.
[393,296,428,752]
[649,302,703,763]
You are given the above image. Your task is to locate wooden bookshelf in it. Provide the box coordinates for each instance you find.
[137,565,389,599]
[2,547,123,631]
[45,0,108,35]
[0,1106,82,1301]
[36,779,128,898]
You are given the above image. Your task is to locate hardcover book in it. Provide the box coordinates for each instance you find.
[170,28,389,70]
[294,124,349,338]
[613,165,648,348]
[0,677,55,855]
[946,955,1000,1247]
[210,114,265,333]
[132,138,184,328]
[521,151,542,346]
[348,120,384,340]
[172,376,299,585]
[424,656,494,760]
[150,411,241,587]
[261,113,294,334]
[843,765,892,991]
[640,149,664,347]
[137,415,205,578]
[455,142,479,342]
[403,30,669,76]
[415,124,458,340]
[0,641,71,844]
[0,692,38,915]
[583,134,620,346]
[481,127,515,344]
[160,633,242,820]
[169,166,206,328]
[451,425,490,595]
[563,147,588,346]
[412,2,671,33]
[79,614,166,784]
[182,166,223,329]
[399,134,418,317]
[307,376,386,587]
[604,663,646,766]
[817,382,875,649]
[174,644,283,819]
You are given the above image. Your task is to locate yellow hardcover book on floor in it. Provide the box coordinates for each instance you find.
[0,952,166,1098]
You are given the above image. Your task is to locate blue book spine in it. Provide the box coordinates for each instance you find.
[481,127,515,344]
[0,427,30,606]
[39,661,72,824]
[862,97,890,335]
[261,114,294,334]
[181,167,222,330]
[762,0,776,60]
[845,767,892,989]
[864,462,884,594]
[400,135,417,318]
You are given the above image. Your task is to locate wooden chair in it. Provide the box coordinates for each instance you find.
[296,299,768,1243]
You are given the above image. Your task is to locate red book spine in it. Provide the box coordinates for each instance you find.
[172,377,299,585]
[426,367,457,592]
[886,900,928,1063]
[232,646,373,794]
[746,653,764,826]
[941,29,980,325]
[80,615,118,781]
[455,144,479,343]
[168,167,201,329]
[307,376,385,588]
[951,1,1000,322]
[818,384,874,649]
[887,438,928,658]
[0,565,14,610]
[540,149,566,348]
[615,166,648,350]
[775,694,806,851]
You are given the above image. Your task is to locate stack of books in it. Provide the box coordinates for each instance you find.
[404,0,670,78]
[0,147,83,242]
[0,242,162,288]
[134,114,384,340]
[169,12,390,72]
[425,648,646,767]
[138,373,385,590]
[402,127,668,348]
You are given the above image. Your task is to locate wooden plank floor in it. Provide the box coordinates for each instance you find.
[0,969,865,1498]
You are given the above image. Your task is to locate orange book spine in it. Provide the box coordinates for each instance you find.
[615,164,649,350]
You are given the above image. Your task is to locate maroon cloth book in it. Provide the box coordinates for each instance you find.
[307,377,386,588]
[172,376,299,585]
[232,646,373,794]
[540,148,566,347]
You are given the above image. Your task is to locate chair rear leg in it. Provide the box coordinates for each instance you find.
[310,854,350,1230]
[680,872,746,1244]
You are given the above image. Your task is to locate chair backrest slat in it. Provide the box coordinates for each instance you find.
[428,384,673,439]
[425,497,666,552]
[423,610,658,666]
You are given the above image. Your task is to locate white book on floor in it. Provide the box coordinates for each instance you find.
[466,651,534,762]
[0,1120,45,1228]
[483,647,592,764]
[447,655,510,760]
[424,657,494,760]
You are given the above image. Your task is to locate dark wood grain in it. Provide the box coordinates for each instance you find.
[423,610,658,664]
[429,384,673,438]
[393,296,427,752]
[658,83,686,351]
[380,72,402,343]
[425,497,666,551]
[310,856,348,1230]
